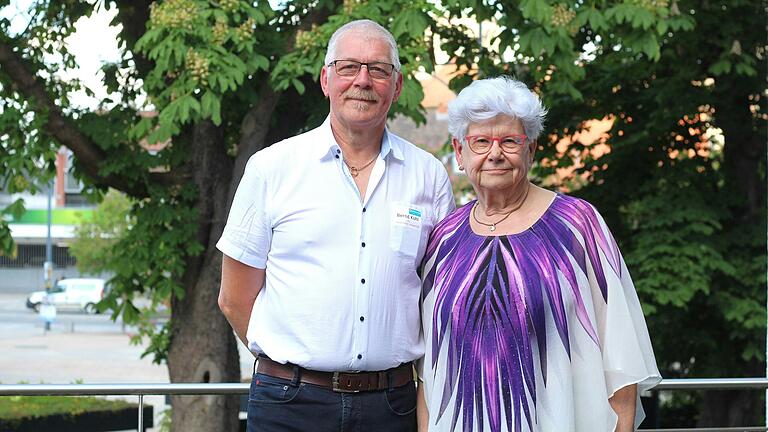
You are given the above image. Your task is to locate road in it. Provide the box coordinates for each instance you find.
[0,296,130,338]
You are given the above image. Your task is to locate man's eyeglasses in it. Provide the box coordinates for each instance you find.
[464,134,528,154]
[329,60,397,80]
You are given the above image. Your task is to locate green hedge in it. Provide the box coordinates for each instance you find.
[0,395,132,419]
[0,396,152,432]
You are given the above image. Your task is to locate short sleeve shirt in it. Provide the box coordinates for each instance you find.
[217,117,455,372]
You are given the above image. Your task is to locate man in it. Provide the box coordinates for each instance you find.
[217,19,455,432]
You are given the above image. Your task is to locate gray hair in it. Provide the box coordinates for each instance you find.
[448,76,547,143]
[324,20,401,70]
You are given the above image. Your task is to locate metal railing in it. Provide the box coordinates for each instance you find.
[1,378,767,432]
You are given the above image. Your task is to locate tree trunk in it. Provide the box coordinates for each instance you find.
[229,82,280,204]
[167,120,241,432]
[717,71,766,220]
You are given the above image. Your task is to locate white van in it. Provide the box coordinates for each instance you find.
[26,278,107,314]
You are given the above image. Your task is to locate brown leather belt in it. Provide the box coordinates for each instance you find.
[256,356,414,393]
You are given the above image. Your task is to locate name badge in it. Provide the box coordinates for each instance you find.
[392,204,423,229]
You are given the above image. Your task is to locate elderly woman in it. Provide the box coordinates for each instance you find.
[418,77,661,432]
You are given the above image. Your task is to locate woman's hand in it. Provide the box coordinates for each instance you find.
[609,383,637,432]
[417,382,429,432]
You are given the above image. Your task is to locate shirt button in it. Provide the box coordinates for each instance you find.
[361,242,366,247]
[357,354,362,360]
[359,316,364,322]
[362,207,366,213]
[361,278,365,284]
[336,149,341,154]
[335,155,339,159]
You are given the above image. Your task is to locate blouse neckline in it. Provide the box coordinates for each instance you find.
[467,193,560,238]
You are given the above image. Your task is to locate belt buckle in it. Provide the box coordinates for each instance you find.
[332,372,361,393]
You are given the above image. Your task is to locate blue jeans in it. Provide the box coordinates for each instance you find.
[246,372,417,432]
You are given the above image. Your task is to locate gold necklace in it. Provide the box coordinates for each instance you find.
[472,185,530,232]
[343,154,378,178]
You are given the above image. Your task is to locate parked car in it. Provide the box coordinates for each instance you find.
[26,278,107,314]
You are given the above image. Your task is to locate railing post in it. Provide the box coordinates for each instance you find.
[138,394,144,432]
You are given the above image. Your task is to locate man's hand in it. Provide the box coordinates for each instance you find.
[218,255,266,347]
[609,383,637,432]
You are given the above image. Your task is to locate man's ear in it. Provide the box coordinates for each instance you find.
[392,71,403,103]
[320,66,330,97]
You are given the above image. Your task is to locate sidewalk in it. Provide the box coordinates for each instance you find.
[0,331,169,384]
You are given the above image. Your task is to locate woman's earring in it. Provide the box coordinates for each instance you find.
[458,165,464,171]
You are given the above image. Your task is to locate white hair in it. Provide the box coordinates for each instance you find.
[448,76,547,143]
[324,20,401,70]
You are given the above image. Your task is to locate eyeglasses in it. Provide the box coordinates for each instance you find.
[464,134,528,154]
[328,59,397,80]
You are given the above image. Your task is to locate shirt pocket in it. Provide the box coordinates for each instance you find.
[389,202,426,259]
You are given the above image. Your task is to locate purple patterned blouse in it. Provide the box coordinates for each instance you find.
[420,194,661,432]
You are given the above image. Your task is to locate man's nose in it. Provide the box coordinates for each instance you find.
[353,64,373,87]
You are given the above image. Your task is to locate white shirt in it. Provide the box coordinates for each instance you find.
[217,117,455,372]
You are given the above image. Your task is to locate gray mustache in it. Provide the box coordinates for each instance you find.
[343,89,379,102]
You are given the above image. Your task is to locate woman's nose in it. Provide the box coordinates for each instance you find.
[486,139,504,159]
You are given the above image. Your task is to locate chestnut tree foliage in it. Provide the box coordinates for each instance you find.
[0,0,764,429]
[442,0,765,425]
[438,0,765,424]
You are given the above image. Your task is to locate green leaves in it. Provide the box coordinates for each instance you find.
[584,8,609,31]
[248,54,269,72]
[604,3,632,24]
[0,220,16,257]
[709,50,757,77]
[135,0,275,139]
[610,4,655,29]
[617,175,737,370]
[391,8,430,39]
[394,72,426,124]
[520,0,552,23]
[200,91,221,125]
[92,185,200,363]
[2,198,25,221]
[518,28,555,57]
[69,190,133,276]
[637,32,661,61]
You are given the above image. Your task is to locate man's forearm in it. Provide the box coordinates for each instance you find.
[220,300,253,347]
[218,255,266,348]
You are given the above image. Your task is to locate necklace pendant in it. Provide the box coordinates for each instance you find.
[490,224,496,232]
[349,167,359,178]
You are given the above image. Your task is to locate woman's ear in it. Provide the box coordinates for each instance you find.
[452,138,463,166]
[529,139,537,164]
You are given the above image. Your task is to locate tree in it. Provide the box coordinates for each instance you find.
[0,0,434,430]
[436,0,765,425]
[1,0,764,429]
[69,189,133,276]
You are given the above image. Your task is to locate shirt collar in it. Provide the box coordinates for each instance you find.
[316,116,405,162]
[316,116,339,160]
[383,128,405,161]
